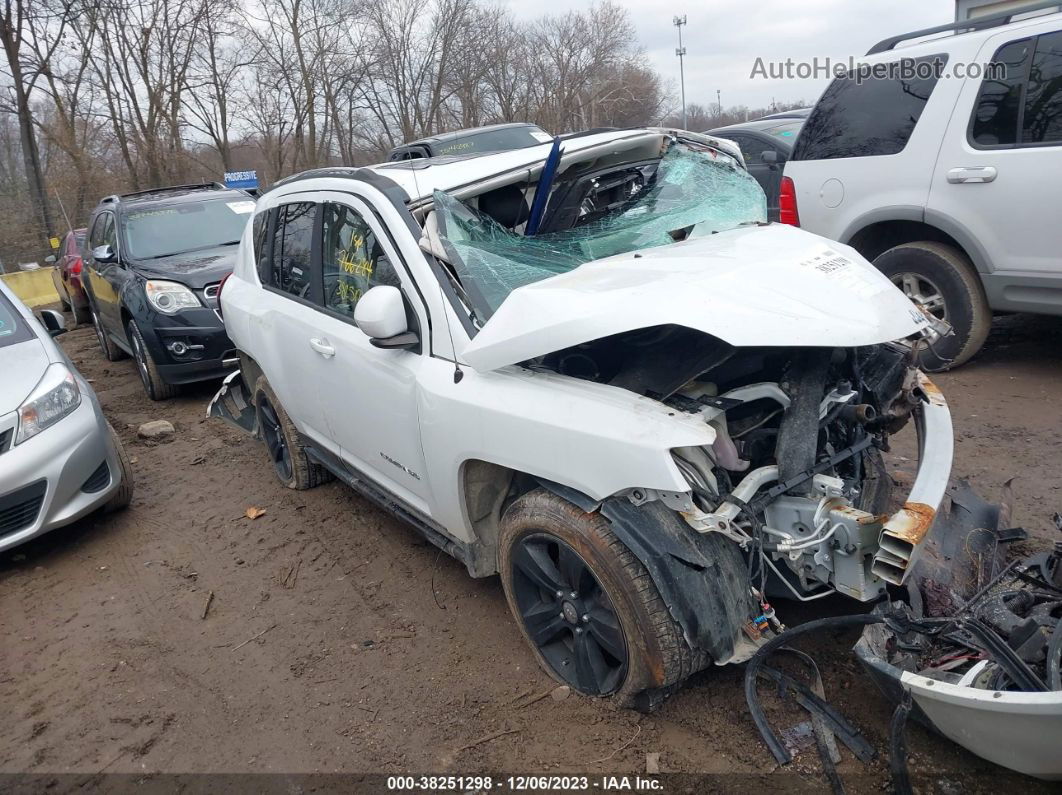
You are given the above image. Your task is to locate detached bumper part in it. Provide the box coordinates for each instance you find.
[872,373,954,585]
[855,485,1062,780]
[208,369,257,434]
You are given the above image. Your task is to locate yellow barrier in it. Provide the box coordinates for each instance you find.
[0,267,61,308]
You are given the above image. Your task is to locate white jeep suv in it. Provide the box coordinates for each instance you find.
[211,128,965,707]
[782,6,1062,370]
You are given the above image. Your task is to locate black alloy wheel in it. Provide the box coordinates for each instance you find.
[257,393,293,482]
[509,532,628,696]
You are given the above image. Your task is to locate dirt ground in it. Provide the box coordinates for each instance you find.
[2,311,1060,791]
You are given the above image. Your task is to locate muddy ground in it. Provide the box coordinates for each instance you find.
[2,311,1060,791]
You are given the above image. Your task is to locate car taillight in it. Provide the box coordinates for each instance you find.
[779,177,799,226]
[70,257,83,275]
[216,272,232,319]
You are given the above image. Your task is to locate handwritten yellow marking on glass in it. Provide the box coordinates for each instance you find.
[338,253,373,278]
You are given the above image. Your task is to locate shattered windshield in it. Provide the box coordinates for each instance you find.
[433,142,767,320]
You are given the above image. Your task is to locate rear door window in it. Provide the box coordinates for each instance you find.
[1022,31,1062,145]
[269,203,317,301]
[252,210,272,284]
[970,39,1033,146]
[970,32,1062,148]
[792,55,948,160]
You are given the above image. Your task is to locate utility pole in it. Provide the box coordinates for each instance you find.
[716,89,722,121]
[674,15,687,130]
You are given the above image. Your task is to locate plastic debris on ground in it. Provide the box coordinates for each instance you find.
[742,481,1062,789]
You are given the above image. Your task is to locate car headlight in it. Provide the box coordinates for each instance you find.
[145,280,201,314]
[16,363,82,444]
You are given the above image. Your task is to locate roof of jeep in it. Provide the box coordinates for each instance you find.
[399,122,544,148]
[273,129,663,204]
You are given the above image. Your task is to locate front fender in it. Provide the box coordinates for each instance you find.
[419,363,715,540]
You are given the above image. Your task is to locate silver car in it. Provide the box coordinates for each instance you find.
[0,280,132,552]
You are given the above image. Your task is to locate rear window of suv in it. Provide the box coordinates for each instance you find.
[792,55,948,161]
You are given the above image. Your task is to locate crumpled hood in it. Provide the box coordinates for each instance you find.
[0,337,50,415]
[132,246,237,289]
[461,224,928,372]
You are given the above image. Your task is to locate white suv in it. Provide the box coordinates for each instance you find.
[211,129,965,707]
[783,6,1062,370]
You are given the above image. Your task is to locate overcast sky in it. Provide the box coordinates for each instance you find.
[501,0,958,112]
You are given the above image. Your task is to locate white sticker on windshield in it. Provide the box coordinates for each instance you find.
[226,201,255,214]
[529,131,554,143]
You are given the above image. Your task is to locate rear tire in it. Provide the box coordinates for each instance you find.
[128,320,178,401]
[104,423,134,512]
[253,376,332,490]
[873,241,991,371]
[90,303,126,362]
[70,300,90,327]
[499,489,704,708]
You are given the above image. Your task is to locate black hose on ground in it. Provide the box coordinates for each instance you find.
[743,613,885,765]
[889,690,914,795]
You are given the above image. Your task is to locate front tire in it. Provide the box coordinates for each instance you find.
[253,376,332,490]
[104,423,134,512]
[874,241,991,371]
[128,320,178,401]
[499,489,702,707]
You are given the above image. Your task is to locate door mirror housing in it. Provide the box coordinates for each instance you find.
[44,254,56,264]
[760,150,781,167]
[38,309,67,337]
[92,244,117,264]
[354,286,418,350]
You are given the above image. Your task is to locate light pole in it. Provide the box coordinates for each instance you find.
[716,89,722,121]
[674,15,687,130]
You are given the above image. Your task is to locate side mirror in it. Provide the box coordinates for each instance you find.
[44,255,56,264]
[39,309,67,337]
[760,150,780,166]
[354,286,418,350]
[92,244,117,264]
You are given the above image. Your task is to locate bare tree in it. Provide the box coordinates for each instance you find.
[0,0,61,247]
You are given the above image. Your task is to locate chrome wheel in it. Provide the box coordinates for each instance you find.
[891,272,947,320]
[258,395,292,482]
[510,533,627,695]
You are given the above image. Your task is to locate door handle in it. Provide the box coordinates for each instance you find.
[308,337,335,358]
[947,166,997,184]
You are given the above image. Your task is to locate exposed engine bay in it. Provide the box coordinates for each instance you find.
[527,327,935,605]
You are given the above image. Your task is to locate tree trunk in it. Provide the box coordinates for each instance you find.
[0,16,54,249]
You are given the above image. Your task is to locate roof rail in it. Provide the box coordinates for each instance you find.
[867,1,1061,55]
[118,182,227,200]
